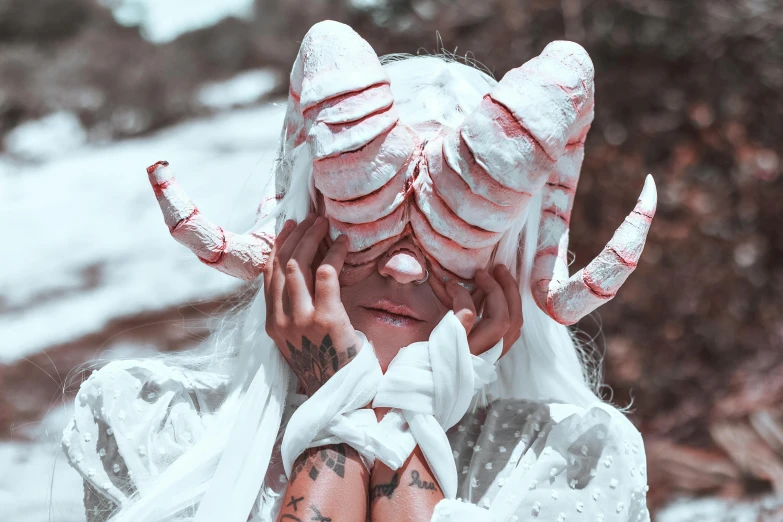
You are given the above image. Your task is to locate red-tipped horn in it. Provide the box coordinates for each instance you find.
[146,161,274,281]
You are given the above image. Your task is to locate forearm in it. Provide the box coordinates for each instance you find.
[276,443,369,522]
[370,446,444,522]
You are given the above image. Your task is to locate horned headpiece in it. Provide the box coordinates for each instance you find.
[146,20,656,325]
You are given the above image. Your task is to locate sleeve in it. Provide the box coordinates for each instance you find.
[61,359,207,520]
[490,402,651,522]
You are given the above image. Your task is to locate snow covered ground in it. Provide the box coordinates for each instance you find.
[0,100,285,364]
[101,0,256,43]
[0,93,286,520]
[0,407,86,522]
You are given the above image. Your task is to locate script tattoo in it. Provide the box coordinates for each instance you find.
[370,472,399,502]
[289,444,351,483]
[286,334,357,396]
[409,470,439,492]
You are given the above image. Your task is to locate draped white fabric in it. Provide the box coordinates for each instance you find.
[62,316,651,522]
[280,311,503,499]
[372,311,503,498]
[63,364,651,522]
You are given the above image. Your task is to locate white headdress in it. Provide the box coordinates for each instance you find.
[145,21,656,322]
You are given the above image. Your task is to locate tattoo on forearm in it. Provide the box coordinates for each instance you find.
[280,503,332,522]
[290,444,352,483]
[370,472,399,502]
[409,470,438,492]
[286,334,357,395]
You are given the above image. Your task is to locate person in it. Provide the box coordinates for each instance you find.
[62,20,655,522]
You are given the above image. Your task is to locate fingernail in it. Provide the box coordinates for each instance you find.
[314,215,325,225]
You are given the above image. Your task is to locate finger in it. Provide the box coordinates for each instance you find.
[287,217,329,316]
[273,213,317,317]
[447,281,476,335]
[494,264,523,357]
[467,269,510,355]
[264,219,295,320]
[314,235,350,312]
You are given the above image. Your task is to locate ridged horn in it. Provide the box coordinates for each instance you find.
[532,174,657,325]
[146,161,274,281]
[286,20,418,254]
[416,41,594,279]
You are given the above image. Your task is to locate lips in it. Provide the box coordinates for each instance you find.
[362,299,424,321]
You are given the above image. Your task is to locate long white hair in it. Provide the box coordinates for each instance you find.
[103,52,612,522]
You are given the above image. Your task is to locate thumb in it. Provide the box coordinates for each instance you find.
[447,281,476,335]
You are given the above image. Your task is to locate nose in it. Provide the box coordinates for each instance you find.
[377,241,427,284]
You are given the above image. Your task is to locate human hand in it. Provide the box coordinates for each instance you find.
[446,265,523,357]
[264,213,361,397]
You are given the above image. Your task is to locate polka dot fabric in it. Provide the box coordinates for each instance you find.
[63,363,650,521]
[440,399,651,522]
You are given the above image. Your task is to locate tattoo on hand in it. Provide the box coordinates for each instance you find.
[286,334,357,395]
[310,506,332,522]
[409,470,438,492]
[290,444,351,483]
[370,472,399,502]
[286,495,304,511]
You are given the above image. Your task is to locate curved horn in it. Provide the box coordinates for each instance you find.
[532,175,657,325]
[414,41,594,278]
[146,161,274,281]
[287,20,418,254]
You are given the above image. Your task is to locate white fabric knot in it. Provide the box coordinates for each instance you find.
[280,312,503,495]
[371,311,503,498]
[281,332,383,476]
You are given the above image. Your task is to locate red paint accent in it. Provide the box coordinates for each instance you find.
[428,178,495,235]
[582,269,615,299]
[169,208,199,233]
[606,244,639,268]
[410,200,474,253]
[201,227,227,265]
[542,208,570,225]
[632,209,655,221]
[534,246,561,259]
[304,82,391,122]
[146,160,169,175]
[321,101,394,130]
[451,133,532,203]
[485,96,554,162]
[152,179,172,198]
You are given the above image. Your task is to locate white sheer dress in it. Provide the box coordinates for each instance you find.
[63,359,651,522]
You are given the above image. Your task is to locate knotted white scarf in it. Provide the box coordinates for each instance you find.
[280,311,503,498]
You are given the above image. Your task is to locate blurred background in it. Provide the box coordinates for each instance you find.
[1,0,781,520]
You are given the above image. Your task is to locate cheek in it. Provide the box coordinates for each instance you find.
[338,263,376,287]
